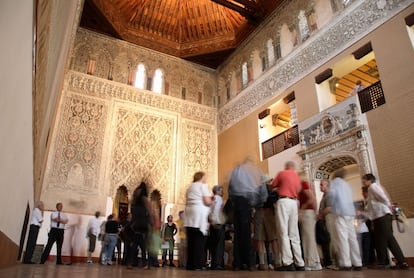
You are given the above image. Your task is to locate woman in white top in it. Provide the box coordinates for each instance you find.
[362,174,408,269]
[184,171,212,270]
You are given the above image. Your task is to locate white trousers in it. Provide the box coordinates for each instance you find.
[276,198,304,267]
[334,215,362,267]
[299,209,321,266]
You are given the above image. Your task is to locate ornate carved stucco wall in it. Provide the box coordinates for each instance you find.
[41,31,217,213]
[71,28,217,107]
[217,0,412,132]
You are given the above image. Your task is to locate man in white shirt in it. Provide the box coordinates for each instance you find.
[208,185,225,270]
[86,211,101,263]
[40,202,69,265]
[23,201,44,264]
[362,174,409,269]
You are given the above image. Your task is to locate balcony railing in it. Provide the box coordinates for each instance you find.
[262,125,299,159]
[357,81,385,113]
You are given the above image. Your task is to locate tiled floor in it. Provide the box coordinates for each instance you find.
[0,264,412,278]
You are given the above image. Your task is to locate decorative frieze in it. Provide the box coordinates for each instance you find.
[299,97,360,148]
[66,70,216,125]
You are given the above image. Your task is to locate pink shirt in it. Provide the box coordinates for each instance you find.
[271,169,301,199]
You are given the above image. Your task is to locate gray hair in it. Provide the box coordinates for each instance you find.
[35,201,44,208]
[285,161,296,170]
[321,179,330,186]
[212,185,223,194]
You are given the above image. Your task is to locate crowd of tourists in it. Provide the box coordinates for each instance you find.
[24,160,409,271]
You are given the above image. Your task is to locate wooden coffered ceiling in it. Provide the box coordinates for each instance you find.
[334,59,379,102]
[80,0,284,68]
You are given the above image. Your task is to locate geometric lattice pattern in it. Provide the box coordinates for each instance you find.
[177,123,216,204]
[109,107,176,200]
[358,81,386,113]
[48,95,107,192]
[261,125,299,160]
[315,156,357,180]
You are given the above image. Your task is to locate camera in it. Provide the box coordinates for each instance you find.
[393,205,401,217]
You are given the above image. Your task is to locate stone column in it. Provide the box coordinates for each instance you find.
[357,138,372,175]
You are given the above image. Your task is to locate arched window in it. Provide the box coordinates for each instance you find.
[267,39,275,67]
[241,62,248,88]
[134,64,146,89]
[152,69,163,94]
[226,82,231,100]
[298,10,310,42]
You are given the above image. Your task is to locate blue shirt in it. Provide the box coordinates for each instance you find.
[327,177,355,217]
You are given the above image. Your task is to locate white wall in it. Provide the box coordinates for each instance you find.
[37,212,106,258]
[0,0,34,243]
[394,219,414,257]
[267,144,302,177]
[315,80,336,111]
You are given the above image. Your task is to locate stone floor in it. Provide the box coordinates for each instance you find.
[0,263,412,278]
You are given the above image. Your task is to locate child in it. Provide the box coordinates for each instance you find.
[161,215,178,267]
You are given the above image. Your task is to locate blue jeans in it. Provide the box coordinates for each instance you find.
[102,234,118,264]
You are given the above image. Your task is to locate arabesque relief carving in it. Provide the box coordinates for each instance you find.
[45,94,108,193]
[108,104,177,203]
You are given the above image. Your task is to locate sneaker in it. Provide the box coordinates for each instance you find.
[268,264,274,270]
[169,262,176,267]
[305,263,323,271]
[276,263,296,271]
[87,260,93,264]
[258,264,266,271]
[353,266,363,271]
[295,266,305,271]
[326,264,339,270]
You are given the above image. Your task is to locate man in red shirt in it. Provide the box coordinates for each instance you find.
[272,161,304,271]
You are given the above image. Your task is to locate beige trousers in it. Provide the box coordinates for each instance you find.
[299,209,321,267]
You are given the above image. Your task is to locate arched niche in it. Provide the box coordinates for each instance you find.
[112,185,129,223]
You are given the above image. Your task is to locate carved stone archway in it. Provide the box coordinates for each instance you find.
[297,97,374,182]
[313,155,358,180]
[299,126,373,182]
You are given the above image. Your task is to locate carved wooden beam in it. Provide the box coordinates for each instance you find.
[210,0,263,24]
